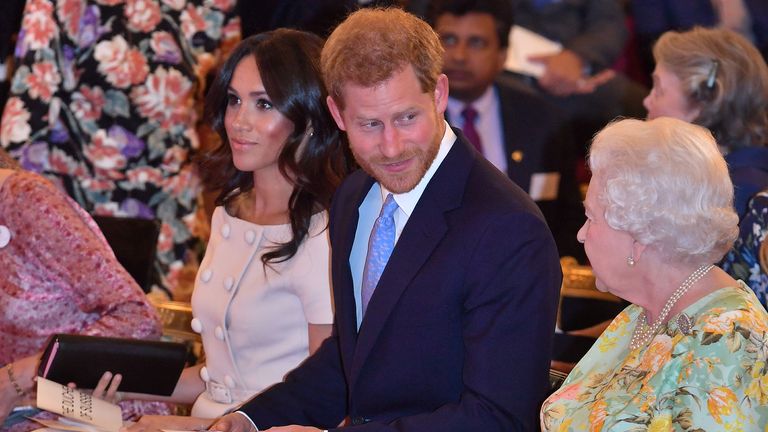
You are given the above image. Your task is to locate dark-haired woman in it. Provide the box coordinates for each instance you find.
[121,29,351,431]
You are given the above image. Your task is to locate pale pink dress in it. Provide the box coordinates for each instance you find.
[0,170,169,430]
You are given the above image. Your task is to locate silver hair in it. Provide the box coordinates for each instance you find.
[588,117,738,264]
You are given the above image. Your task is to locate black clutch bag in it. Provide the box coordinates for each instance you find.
[38,334,188,396]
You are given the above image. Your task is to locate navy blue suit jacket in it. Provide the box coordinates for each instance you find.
[238,130,561,431]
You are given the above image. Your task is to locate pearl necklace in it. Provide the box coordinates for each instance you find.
[629,264,713,350]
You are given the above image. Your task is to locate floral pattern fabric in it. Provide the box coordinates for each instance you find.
[541,281,768,431]
[721,191,768,308]
[0,0,239,296]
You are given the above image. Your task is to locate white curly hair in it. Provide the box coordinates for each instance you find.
[588,117,738,265]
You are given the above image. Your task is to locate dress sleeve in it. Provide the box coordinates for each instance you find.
[8,172,161,340]
[291,223,334,325]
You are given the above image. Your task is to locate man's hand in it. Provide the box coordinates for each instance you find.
[121,415,213,432]
[529,49,613,96]
[209,413,258,432]
[265,427,322,432]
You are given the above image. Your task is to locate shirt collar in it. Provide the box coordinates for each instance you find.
[447,85,496,122]
[379,121,456,217]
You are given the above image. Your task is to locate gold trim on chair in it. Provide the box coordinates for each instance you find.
[560,257,621,302]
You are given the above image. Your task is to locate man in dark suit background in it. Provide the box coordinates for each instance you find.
[211,8,560,432]
[432,0,585,261]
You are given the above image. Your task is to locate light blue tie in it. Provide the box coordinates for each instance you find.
[361,194,399,317]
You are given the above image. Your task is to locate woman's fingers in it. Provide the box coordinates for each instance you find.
[92,371,114,399]
[106,374,122,402]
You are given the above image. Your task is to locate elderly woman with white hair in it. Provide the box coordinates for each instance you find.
[541,117,768,431]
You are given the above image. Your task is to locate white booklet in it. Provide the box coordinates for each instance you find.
[505,25,563,78]
[34,377,123,432]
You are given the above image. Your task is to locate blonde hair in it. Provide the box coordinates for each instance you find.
[321,7,444,108]
[653,27,768,148]
[589,117,738,264]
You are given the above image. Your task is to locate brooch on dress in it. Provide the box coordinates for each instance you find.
[676,313,694,336]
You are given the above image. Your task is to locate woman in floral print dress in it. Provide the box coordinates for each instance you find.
[0,0,240,298]
[541,118,768,431]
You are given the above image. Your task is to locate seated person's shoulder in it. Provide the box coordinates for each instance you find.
[0,169,58,197]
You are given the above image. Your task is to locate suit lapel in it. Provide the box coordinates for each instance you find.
[349,133,474,387]
[497,83,533,191]
[334,173,375,378]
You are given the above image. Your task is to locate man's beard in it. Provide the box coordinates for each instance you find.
[353,138,440,194]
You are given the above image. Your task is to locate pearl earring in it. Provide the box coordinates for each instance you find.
[626,256,635,267]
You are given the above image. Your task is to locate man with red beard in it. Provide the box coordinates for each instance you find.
[209,7,561,432]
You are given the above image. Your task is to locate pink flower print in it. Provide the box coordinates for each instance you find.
[157,222,174,253]
[125,0,162,33]
[180,4,206,40]
[27,61,61,102]
[70,85,105,121]
[150,32,182,64]
[50,147,84,175]
[127,166,164,186]
[83,130,127,179]
[161,0,185,11]
[0,97,32,146]
[130,67,194,129]
[21,0,57,51]
[211,0,236,11]
[94,35,149,88]
[56,0,85,40]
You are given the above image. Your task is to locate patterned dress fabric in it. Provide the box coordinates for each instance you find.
[0,0,240,296]
[722,191,768,308]
[541,281,768,431]
[0,169,168,430]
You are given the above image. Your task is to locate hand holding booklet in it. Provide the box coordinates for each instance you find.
[38,334,188,396]
[35,377,123,432]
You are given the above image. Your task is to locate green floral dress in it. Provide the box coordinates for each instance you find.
[541,281,768,431]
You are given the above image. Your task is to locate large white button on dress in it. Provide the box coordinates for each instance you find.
[223,276,234,291]
[201,269,213,283]
[190,318,203,333]
[224,375,236,388]
[0,226,10,248]
[245,230,256,245]
[200,366,210,382]
[214,326,225,340]
[221,223,231,239]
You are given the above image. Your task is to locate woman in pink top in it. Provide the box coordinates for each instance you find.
[0,148,166,431]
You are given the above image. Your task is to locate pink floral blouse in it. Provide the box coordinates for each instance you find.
[0,170,168,429]
[0,170,161,362]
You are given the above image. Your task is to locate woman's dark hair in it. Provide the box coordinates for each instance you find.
[199,29,351,265]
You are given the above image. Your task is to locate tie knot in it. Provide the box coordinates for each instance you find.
[461,105,478,123]
[380,194,399,218]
